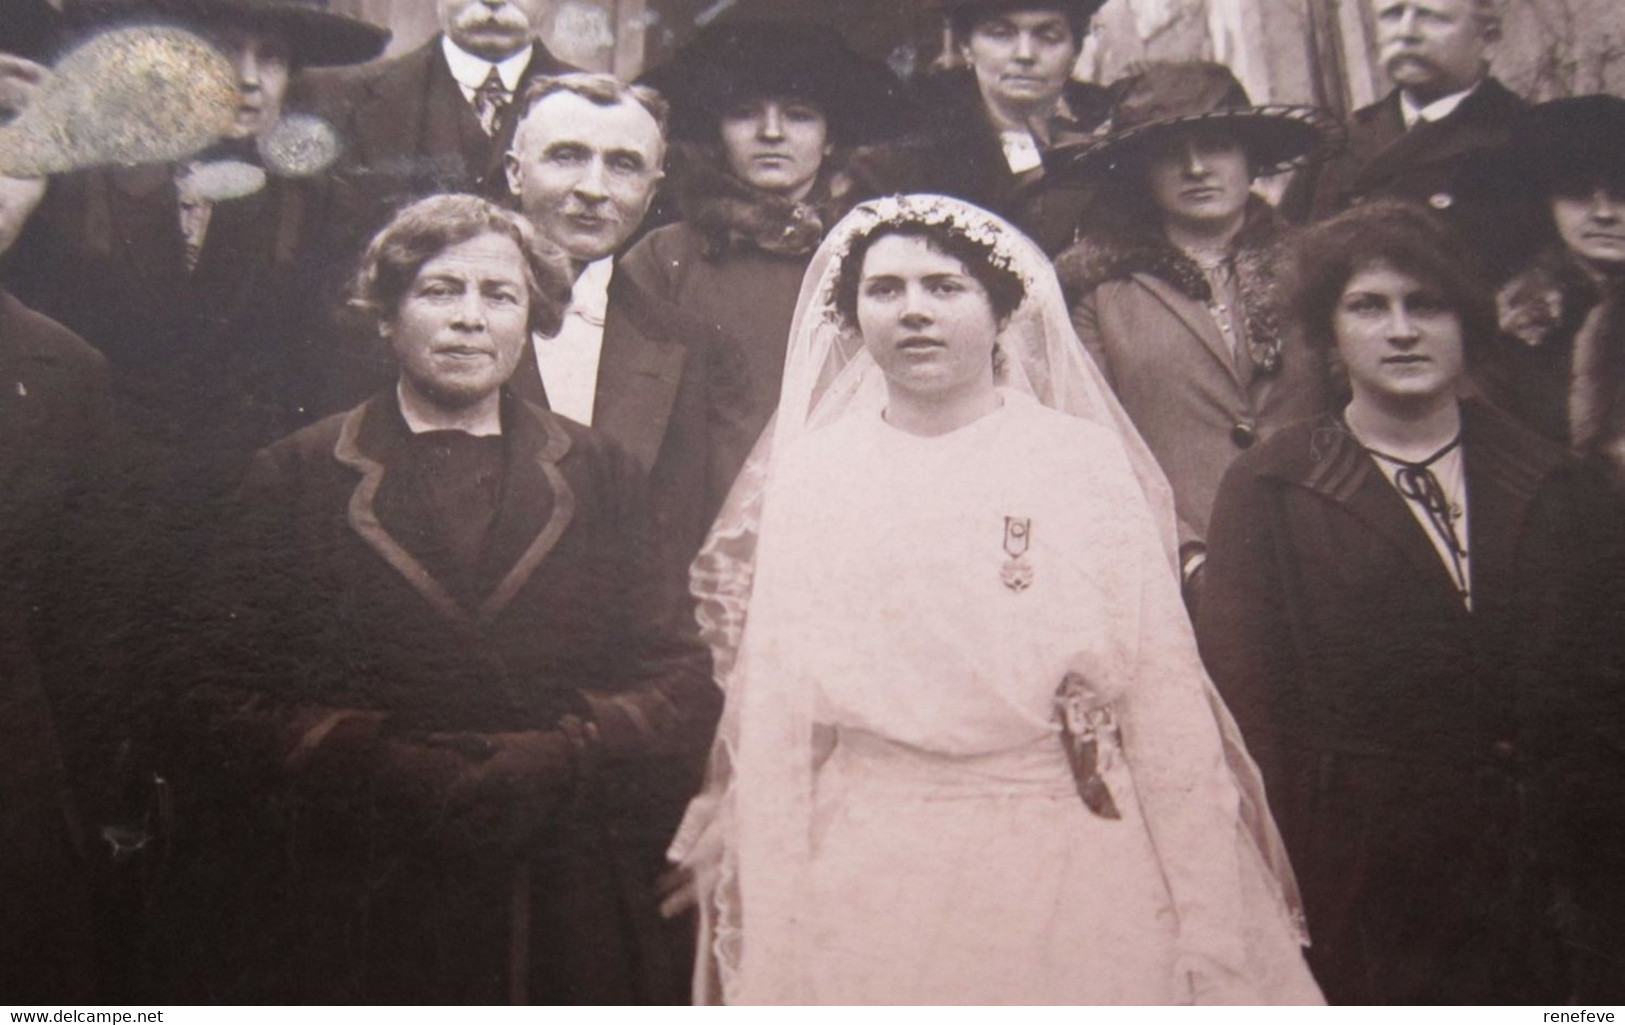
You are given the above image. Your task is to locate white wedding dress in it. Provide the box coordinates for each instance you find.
[673,196,1322,1005]
[748,393,1313,1003]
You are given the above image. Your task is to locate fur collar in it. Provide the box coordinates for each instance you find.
[669,143,868,260]
[1566,282,1625,489]
[1495,244,1601,349]
[1055,198,1288,375]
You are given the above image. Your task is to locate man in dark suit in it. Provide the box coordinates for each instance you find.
[1282,0,1525,262]
[300,0,576,234]
[503,73,755,591]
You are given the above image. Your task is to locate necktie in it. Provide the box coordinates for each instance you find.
[474,66,508,136]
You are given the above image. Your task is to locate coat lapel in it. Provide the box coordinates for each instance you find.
[1298,420,1476,615]
[475,397,575,620]
[334,398,468,623]
[1131,272,1244,388]
[332,392,577,625]
[592,277,688,473]
[1457,403,1555,627]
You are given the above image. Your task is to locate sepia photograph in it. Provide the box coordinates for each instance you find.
[1,0,1623,1008]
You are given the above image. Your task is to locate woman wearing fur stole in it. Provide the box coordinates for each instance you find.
[624,21,909,446]
[1476,96,1625,495]
[1051,62,1340,600]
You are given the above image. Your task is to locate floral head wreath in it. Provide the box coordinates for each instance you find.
[820,194,1034,317]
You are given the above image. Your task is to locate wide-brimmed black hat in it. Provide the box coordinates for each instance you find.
[64,0,388,67]
[1045,61,1342,181]
[939,0,1109,34]
[637,21,910,147]
[1509,95,1625,195]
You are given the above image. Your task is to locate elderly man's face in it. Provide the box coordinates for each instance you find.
[202,23,292,139]
[961,9,1081,122]
[440,0,548,61]
[384,231,532,411]
[1373,0,1495,103]
[505,90,664,265]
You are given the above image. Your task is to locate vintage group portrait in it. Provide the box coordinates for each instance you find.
[1,0,1623,1008]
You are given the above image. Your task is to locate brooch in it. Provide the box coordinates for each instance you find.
[1001,515,1034,592]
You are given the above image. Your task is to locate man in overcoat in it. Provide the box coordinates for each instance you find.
[503,74,756,592]
[1281,0,1524,265]
[169,195,720,1003]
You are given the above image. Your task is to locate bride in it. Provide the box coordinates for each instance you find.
[668,194,1322,1005]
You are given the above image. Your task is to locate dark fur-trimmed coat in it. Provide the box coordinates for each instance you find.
[1477,248,1625,493]
[1057,201,1331,546]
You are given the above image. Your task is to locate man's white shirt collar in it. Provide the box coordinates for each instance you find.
[531,258,615,426]
[441,36,534,101]
[1400,82,1480,129]
[568,256,614,324]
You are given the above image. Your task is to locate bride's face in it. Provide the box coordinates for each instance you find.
[854,233,1001,403]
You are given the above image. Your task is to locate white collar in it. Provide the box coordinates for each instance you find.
[441,35,534,94]
[568,257,615,324]
[1400,82,1480,129]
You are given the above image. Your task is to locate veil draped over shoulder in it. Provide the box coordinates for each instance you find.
[669,195,1308,1004]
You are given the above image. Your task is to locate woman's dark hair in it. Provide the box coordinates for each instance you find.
[1283,199,1494,382]
[832,218,1026,331]
[352,193,574,338]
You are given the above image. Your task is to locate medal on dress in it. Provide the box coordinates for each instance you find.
[1001,516,1034,592]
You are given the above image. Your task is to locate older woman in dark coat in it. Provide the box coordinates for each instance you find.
[1195,200,1625,1003]
[624,21,906,445]
[1053,62,1339,594]
[165,196,720,1004]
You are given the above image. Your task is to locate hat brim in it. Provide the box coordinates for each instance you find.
[1046,104,1345,180]
[1511,99,1625,195]
[67,0,389,66]
[640,38,911,147]
[938,0,1110,24]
